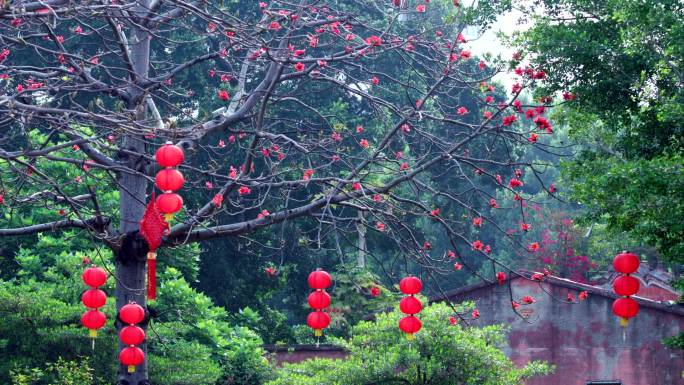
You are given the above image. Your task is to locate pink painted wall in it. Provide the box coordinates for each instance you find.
[266,345,347,366]
[449,278,684,385]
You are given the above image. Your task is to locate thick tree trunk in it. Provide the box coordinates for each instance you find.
[116,135,149,385]
[116,2,152,383]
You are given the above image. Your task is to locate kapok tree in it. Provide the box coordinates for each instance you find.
[0,1,562,383]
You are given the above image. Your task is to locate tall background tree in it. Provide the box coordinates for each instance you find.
[511,0,683,275]
[1,0,562,383]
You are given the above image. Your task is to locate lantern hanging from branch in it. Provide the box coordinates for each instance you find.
[398,276,423,340]
[307,269,332,337]
[81,265,107,339]
[154,142,185,222]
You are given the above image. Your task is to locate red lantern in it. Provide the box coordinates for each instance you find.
[119,346,145,373]
[119,303,145,325]
[307,270,331,290]
[308,290,331,310]
[82,266,107,288]
[399,315,422,339]
[613,275,640,297]
[399,276,422,295]
[613,251,640,274]
[120,325,145,346]
[81,309,107,338]
[399,296,422,315]
[612,297,639,327]
[81,289,107,309]
[306,311,331,337]
[155,142,184,168]
[156,193,183,221]
[155,169,185,191]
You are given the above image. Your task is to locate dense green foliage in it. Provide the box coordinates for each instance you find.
[269,302,550,385]
[0,236,271,385]
[514,0,684,271]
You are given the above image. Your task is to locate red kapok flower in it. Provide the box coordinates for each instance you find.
[370,286,381,297]
[376,222,385,232]
[456,106,469,115]
[567,293,575,302]
[303,169,314,181]
[416,4,426,12]
[489,198,498,208]
[365,36,382,46]
[521,295,535,304]
[218,90,230,101]
[579,291,588,301]
[352,182,362,191]
[528,242,540,252]
[454,262,462,270]
[496,272,506,285]
[508,178,524,188]
[520,223,531,231]
[531,273,544,281]
[257,209,270,219]
[472,309,480,318]
[449,316,458,325]
[294,62,305,72]
[359,139,369,148]
[472,240,484,251]
[238,186,251,195]
[211,194,224,207]
[472,217,483,227]
[430,208,440,217]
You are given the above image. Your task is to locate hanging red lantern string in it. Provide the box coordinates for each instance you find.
[81,265,107,340]
[611,251,641,327]
[139,142,185,301]
[118,302,146,373]
[307,269,332,337]
[399,276,423,340]
[154,142,185,222]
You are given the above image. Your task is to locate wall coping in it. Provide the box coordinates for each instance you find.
[431,271,684,316]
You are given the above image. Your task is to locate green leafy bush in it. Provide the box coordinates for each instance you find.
[269,302,551,385]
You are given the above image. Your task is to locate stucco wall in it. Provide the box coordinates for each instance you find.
[450,278,684,385]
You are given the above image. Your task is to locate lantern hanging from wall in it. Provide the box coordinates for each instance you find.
[398,276,423,340]
[81,265,107,339]
[118,302,146,373]
[307,269,332,337]
[611,251,641,327]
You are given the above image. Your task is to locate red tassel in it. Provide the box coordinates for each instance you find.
[147,252,157,300]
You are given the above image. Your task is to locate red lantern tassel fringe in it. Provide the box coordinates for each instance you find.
[147,252,157,300]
